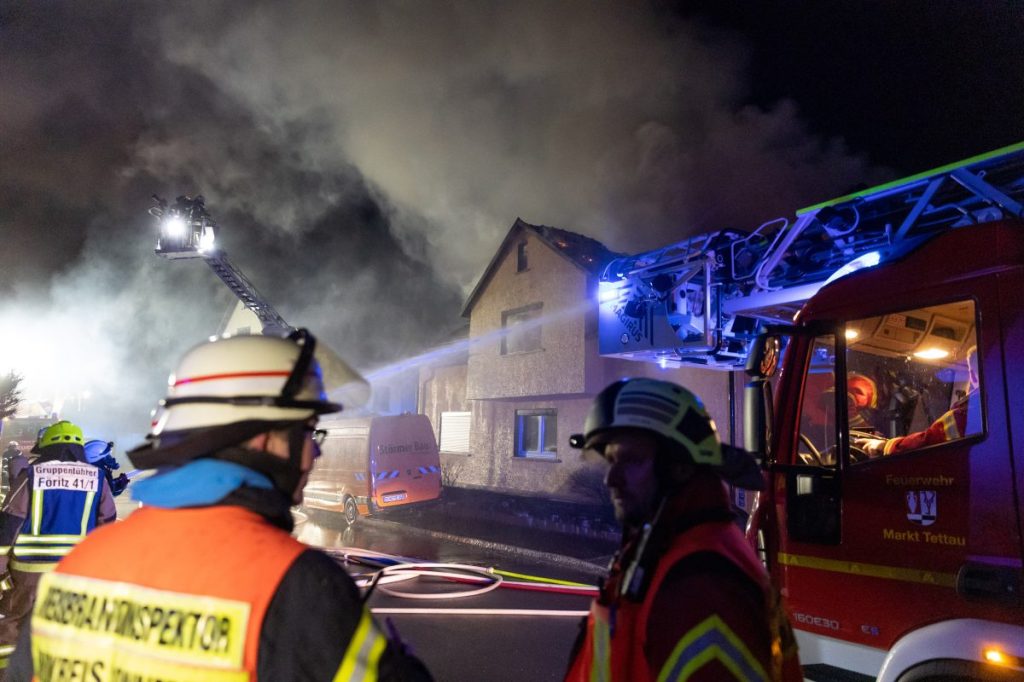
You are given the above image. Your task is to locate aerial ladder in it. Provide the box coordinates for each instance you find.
[148,195,293,336]
[598,142,1024,369]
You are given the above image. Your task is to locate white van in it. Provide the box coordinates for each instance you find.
[303,414,442,524]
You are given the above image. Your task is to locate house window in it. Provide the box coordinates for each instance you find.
[439,411,471,454]
[515,409,557,458]
[502,303,542,354]
[516,241,528,272]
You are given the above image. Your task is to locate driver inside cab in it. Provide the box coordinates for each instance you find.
[855,346,979,458]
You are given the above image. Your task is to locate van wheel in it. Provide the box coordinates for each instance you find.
[343,497,359,526]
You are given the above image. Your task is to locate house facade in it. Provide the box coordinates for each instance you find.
[420,219,737,502]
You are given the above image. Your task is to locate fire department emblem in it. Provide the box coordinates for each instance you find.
[906,490,937,526]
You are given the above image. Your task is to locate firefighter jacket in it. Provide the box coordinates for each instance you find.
[566,472,801,682]
[880,391,977,456]
[12,489,433,682]
[0,449,116,574]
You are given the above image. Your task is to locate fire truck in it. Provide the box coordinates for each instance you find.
[597,143,1023,681]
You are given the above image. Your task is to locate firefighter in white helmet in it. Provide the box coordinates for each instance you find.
[564,378,801,682]
[7,330,432,681]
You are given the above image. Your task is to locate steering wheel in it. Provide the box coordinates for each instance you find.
[798,433,822,465]
[848,430,877,463]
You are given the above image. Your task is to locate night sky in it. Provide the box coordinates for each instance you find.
[1,1,1021,440]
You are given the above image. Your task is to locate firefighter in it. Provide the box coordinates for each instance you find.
[0,420,116,677]
[845,372,878,431]
[565,378,801,682]
[7,330,432,681]
[0,443,28,506]
[856,345,980,457]
[83,439,130,496]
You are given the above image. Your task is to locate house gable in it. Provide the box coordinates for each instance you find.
[462,218,620,318]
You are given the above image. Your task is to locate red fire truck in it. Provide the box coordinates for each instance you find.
[598,143,1023,680]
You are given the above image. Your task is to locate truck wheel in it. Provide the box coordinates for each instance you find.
[344,497,359,526]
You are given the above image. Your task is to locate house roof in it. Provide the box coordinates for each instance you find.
[461,218,623,317]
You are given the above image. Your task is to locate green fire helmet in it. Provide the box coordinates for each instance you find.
[570,378,764,490]
[571,378,723,465]
[33,420,85,453]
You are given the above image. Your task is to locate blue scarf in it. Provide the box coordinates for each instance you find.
[131,459,273,508]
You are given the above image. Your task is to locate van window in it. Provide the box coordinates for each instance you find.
[515,409,557,459]
[845,299,981,462]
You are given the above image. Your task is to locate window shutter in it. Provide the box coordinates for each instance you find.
[440,411,471,453]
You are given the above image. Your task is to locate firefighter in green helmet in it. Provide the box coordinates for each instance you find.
[565,377,802,682]
[0,420,116,677]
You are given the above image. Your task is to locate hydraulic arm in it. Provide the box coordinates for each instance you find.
[599,142,1024,369]
[149,195,293,336]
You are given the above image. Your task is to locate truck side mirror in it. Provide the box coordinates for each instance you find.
[744,381,767,458]
[743,332,781,461]
[746,334,781,379]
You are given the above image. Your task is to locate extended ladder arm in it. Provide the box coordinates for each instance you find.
[599,142,1024,369]
[149,195,293,336]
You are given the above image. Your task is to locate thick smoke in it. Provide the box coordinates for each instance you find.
[1,1,883,445]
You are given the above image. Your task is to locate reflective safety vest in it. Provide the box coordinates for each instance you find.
[30,506,307,682]
[566,520,801,682]
[11,461,105,573]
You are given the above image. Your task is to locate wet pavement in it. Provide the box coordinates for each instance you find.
[303,486,622,574]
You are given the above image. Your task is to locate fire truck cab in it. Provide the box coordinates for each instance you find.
[597,144,1024,679]
[746,220,1023,680]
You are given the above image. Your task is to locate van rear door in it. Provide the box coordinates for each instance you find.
[369,415,441,510]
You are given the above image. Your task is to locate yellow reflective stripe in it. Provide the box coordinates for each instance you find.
[32,632,249,682]
[591,616,610,682]
[15,534,84,544]
[31,488,43,535]
[0,546,10,553]
[940,411,961,440]
[0,644,14,657]
[33,572,251,671]
[10,559,56,572]
[778,552,956,587]
[656,615,768,682]
[13,547,73,556]
[334,609,386,682]
[80,489,96,534]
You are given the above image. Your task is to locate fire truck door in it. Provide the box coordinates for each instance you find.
[780,283,1020,652]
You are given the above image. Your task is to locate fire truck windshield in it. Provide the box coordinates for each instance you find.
[796,298,981,466]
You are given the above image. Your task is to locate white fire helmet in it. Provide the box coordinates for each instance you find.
[151,329,368,437]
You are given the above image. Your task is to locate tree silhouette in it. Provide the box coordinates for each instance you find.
[0,372,24,421]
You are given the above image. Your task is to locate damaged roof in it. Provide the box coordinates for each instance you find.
[461,218,623,317]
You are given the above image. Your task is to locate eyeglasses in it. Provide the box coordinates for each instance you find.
[304,427,328,446]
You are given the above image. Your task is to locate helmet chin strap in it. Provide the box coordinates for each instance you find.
[212,423,307,499]
[253,423,307,499]
[285,423,307,493]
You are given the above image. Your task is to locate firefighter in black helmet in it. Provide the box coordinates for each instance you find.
[565,377,802,682]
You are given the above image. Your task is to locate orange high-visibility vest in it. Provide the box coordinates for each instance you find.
[31,505,306,682]
[566,520,801,682]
